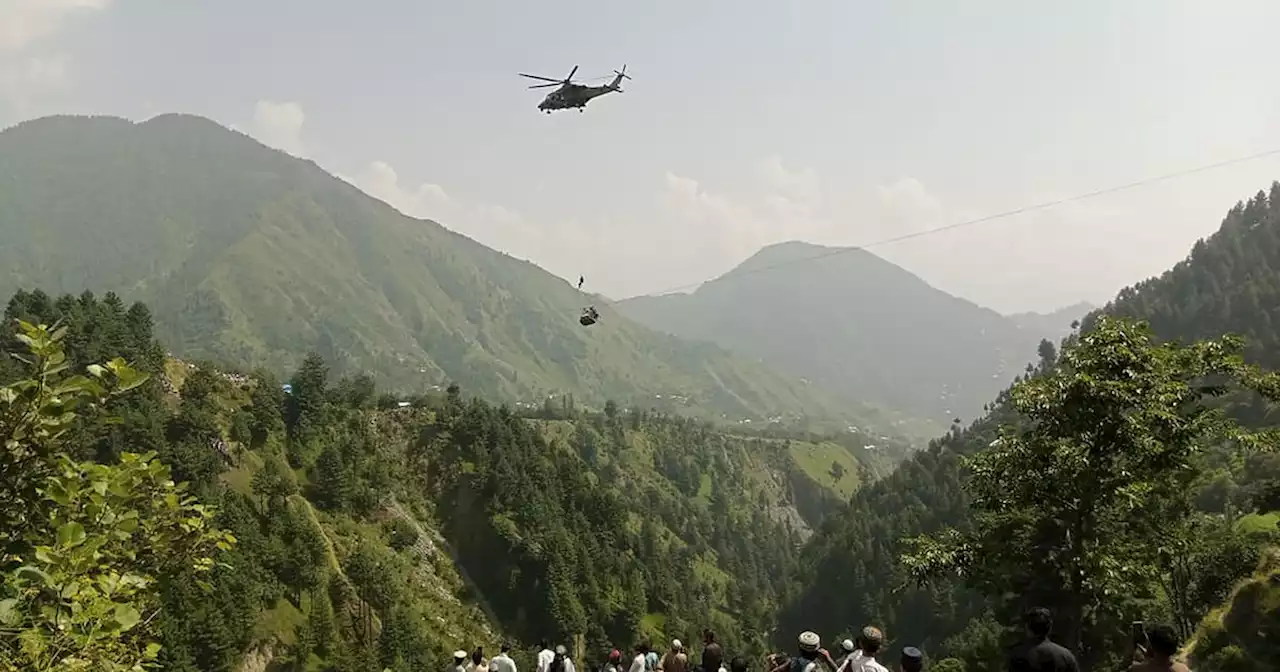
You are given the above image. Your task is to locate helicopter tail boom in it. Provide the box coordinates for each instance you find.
[607,64,630,92]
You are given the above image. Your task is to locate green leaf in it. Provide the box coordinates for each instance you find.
[0,598,19,626]
[15,566,52,587]
[57,521,87,547]
[113,603,142,632]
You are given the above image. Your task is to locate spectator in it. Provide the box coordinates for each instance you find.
[491,644,518,672]
[1006,607,1080,672]
[899,647,922,672]
[1129,625,1189,672]
[702,630,724,672]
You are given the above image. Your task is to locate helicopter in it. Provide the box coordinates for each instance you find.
[519,64,630,114]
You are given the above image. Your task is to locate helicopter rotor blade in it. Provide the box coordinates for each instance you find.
[519,73,565,83]
[528,82,561,89]
[567,65,579,81]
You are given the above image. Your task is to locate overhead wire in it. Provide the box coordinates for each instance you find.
[632,146,1280,298]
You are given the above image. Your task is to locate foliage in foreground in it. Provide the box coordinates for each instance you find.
[0,321,235,670]
[902,315,1280,669]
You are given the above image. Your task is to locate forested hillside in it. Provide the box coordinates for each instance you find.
[0,114,883,429]
[779,182,1280,671]
[0,288,896,671]
[616,241,1057,427]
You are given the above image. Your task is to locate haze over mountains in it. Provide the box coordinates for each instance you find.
[616,241,1080,425]
[0,113,888,428]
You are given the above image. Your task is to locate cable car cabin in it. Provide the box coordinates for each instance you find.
[579,306,600,327]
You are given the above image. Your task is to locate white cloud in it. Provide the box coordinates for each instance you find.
[0,0,108,120]
[0,0,109,53]
[351,159,590,281]
[251,100,307,157]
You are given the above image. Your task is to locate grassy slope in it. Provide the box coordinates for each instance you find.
[0,113,883,430]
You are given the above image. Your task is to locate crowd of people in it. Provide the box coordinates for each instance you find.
[450,628,916,672]
[448,607,1192,672]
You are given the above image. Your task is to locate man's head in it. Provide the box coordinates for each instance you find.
[637,641,651,654]
[455,651,469,663]
[856,627,883,656]
[672,639,683,652]
[1147,624,1180,658]
[704,630,716,644]
[839,639,855,655]
[797,631,820,657]
[1023,607,1053,640]
[502,643,512,654]
[540,640,550,651]
[729,657,748,672]
[899,647,923,672]
[611,650,622,663]
[555,645,568,657]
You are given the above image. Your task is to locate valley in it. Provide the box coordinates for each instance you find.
[2,111,1280,672]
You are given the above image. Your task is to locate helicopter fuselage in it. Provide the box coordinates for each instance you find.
[538,84,617,112]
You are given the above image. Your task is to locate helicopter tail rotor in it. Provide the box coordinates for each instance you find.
[608,64,631,92]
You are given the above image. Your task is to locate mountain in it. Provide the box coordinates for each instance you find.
[616,241,1056,426]
[0,289,902,669]
[1007,301,1097,343]
[778,182,1280,668]
[0,114,872,427]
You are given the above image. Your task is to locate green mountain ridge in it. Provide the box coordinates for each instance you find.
[777,182,1280,669]
[0,113,885,430]
[616,240,1060,425]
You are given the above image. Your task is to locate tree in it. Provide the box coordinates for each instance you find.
[902,316,1280,668]
[0,320,235,670]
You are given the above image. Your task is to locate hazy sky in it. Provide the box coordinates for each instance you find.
[4,0,1280,313]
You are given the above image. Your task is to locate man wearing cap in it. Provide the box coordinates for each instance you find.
[659,639,688,672]
[834,639,857,671]
[455,650,472,672]
[840,627,888,672]
[898,647,922,672]
[603,649,624,672]
[793,631,839,672]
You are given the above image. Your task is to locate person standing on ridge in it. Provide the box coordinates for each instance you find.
[473,647,490,672]
[603,649,624,672]
[701,630,724,672]
[834,639,856,671]
[647,643,661,672]
[455,650,471,672]
[557,645,577,672]
[1128,625,1190,672]
[1006,607,1080,672]
[539,641,557,672]
[631,642,653,672]
[660,639,688,672]
[842,627,888,672]
[898,647,922,672]
[491,643,518,672]
[792,631,839,672]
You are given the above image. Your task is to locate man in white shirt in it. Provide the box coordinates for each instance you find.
[840,627,888,672]
[490,643,518,672]
[630,642,652,672]
[537,640,555,672]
